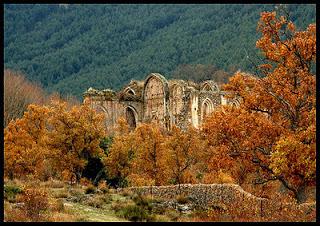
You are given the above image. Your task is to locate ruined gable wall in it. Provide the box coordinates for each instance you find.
[143,74,170,129]
[83,74,238,131]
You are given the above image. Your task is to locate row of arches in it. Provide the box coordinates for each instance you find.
[117,74,218,129]
[93,74,234,130]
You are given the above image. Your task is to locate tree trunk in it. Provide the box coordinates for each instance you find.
[93,167,106,185]
[296,184,307,204]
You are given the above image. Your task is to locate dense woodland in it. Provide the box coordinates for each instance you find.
[4,4,316,98]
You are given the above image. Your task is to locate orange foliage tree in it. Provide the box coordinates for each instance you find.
[164,126,207,186]
[203,11,316,203]
[129,123,167,186]
[103,118,136,187]
[46,100,107,182]
[4,104,50,180]
[4,100,106,182]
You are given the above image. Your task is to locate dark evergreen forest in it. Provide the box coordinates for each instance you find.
[4,4,316,99]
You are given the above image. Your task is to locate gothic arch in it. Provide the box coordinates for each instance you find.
[124,87,136,95]
[125,106,138,129]
[201,98,214,121]
[170,83,185,116]
[230,99,241,108]
[201,81,220,92]
[143,73,169,122]
[94,104,109,116]
[93,104,110,126]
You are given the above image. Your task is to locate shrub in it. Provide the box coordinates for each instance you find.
[97,180,109,194]
[165,209,180,221]
[120,204,151,222]
[80,178,92,187]
[121,189,133,197]
[52,190,69,199]
[111,200,126,213]
[132,194,152,209]
[4,184,23,202]
[5,208,30,222]
[47,179,65,189]
[176,194,189,204]
[50,199,65,212]
[85,184,96,194]
[16,188,49,221]
[68,189,85,203]
[101,193,112,204]
[85,197,105,208]
[203,170,235,184]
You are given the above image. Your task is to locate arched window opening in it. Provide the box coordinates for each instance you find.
[201,98,214,121]
[203,84,213,91]
[126,107,137,129]
[124,87,136,95]
[144,76,165,122]
[127,90,134,95]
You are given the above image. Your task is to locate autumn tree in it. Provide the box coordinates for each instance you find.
[128,123,167,186]
[46,100,107,182]
[164,126,207,188]
[103,118,136,187]
[4,99,106,182]
[4,69,46,127]
[203,11,316,203]
[4,104,50,180]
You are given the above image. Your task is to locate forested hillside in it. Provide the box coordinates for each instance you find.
[4,4,316,99]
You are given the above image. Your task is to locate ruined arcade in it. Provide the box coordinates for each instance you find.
[83,73,239,131]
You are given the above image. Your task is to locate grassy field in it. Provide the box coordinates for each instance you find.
[4,178,316,222]
[3,179,183,222]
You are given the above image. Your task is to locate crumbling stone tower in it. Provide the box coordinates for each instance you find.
[83,73,239,131]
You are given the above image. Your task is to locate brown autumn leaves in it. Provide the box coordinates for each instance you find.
[4,11,316,203]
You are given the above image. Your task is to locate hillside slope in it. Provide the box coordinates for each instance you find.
[4,4,316,98]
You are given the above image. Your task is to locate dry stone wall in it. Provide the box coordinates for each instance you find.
[118,184,264,211]
[117,183,316,218]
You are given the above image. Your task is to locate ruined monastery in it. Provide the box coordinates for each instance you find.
[83,73,239,131]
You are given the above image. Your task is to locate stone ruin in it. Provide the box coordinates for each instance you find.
[83,73,240,131]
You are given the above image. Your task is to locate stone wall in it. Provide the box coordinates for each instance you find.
[117,183,316,218]
[118,183,264,215]
[83,73,240,132]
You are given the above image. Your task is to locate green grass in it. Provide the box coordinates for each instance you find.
[64,200,129,222]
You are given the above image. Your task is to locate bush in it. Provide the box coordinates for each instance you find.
[83,194,112,208]
[120,204,151,222]
[101,193,112,204]
[165,209,180,221]
[176,194,189,204]
[85,197,105,208]
[121,189,133,197]
[111,200,126,213]
[46,179,65,189]
[50,199,65,212]
[16,188,49,221]
[68,189,85,203]
[132,194,152,209]
[97,180,109,194]
[85,184,96,194]
[52,190,69,199]
[4,184,23,202]
[80,178,92,187]
[5,208,30,222]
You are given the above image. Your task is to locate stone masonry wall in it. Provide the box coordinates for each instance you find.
[117,183,316,218]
